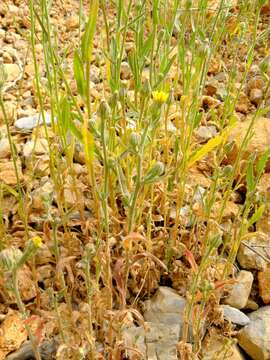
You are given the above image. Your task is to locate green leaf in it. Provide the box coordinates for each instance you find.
[81,0,99,62]
[68,120,83,142]
[248,204,266,227]
[154,54,176,88]
[73,50,86,97]
[257,147,270,177]
[246,155,256,193]
[256,105,270,117]
[187,125,234,168]
[128,50,141,90]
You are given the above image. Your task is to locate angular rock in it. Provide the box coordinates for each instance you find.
[238,306,270,360]
[122,325,147,359]
[256,204,270,233]
[0,101,16,123]
[5,339,57,360]
[0,138,11,158]
[226,117,270,172]
[0,311,27,360]
[146,323,180,360]
[3,63,20,82]
[14,113,52,131]
[144,286,186,326]
[224,270,253,309]
[258,268,270,304]
[235,92,250,114]
[195,125,217,142]
[23,138,49,158]
[221,305,250,326]
[0,161,23,186]
[202,332,245,360]
[247,76,265,92]
[244,299,259,311]
[211,201,239,220]
[123,322,180,360]
[65,15,79,29]
[237,233,270,271]
[250,88,263,106]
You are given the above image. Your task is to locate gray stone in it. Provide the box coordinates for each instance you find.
[146,323,180,360]
[237,233,270,271]
[195,125,217,142]
[144,286,186,326]
[224,270,254,309]
[123,325,146,358]
[238,306,270,360]
[3,63,20,82]
[202,332,245,360]
[250,88,263,106]
[14,113,52,131]
[0,138,11,158]
[221,305,250,326]
[123,322,180,360]
[23,138,49,158]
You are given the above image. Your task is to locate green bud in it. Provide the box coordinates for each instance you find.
[259,55,270,74]
[223,165,233,177]
[119,86,127,103]
[130,132,141,150]
[16,238,41,268]
[109,91,118,109]
[0,248,23,272]
[157,29,165,43]
[143,161,165,184]
[224,141,235,154]
[98,100,111,120]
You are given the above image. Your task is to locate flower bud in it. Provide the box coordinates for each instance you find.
[98,99,111,120]
[0,248,23,271]
[130,132,141,150]
[143,161,165,184]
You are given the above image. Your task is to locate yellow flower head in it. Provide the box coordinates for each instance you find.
[32,236,42,248]
[152,90,169,104]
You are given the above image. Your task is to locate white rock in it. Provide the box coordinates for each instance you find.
[238,306,270,360]
[0,138,11,158]
[144,286,186,326]
[15,113,52,131]
[3,63,20,82]
[123,325,146,358]
[221,305,250,326]
[202,332,245,360]
[23,138,49,158]
[224,270,253,309]
[250,88,263,106]
[195,125,217,142]
[237,233,270,271]
[146,323,180,360]
[123,322,180,360]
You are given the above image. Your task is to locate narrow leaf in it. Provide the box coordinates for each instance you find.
[73,50,86,97]
[248,204,266,227]
[188,125,235,168]
[81,0,99,62]
[257,147,270,177]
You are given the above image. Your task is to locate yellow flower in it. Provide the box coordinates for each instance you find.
[32,236,42,248]
[152,90,169,104]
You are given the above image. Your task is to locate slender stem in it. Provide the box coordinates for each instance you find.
[12,270,41,360]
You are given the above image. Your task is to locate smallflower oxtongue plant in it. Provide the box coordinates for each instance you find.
[152,90,169,104]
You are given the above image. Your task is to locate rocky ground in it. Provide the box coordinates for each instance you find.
[0,0,270,359]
